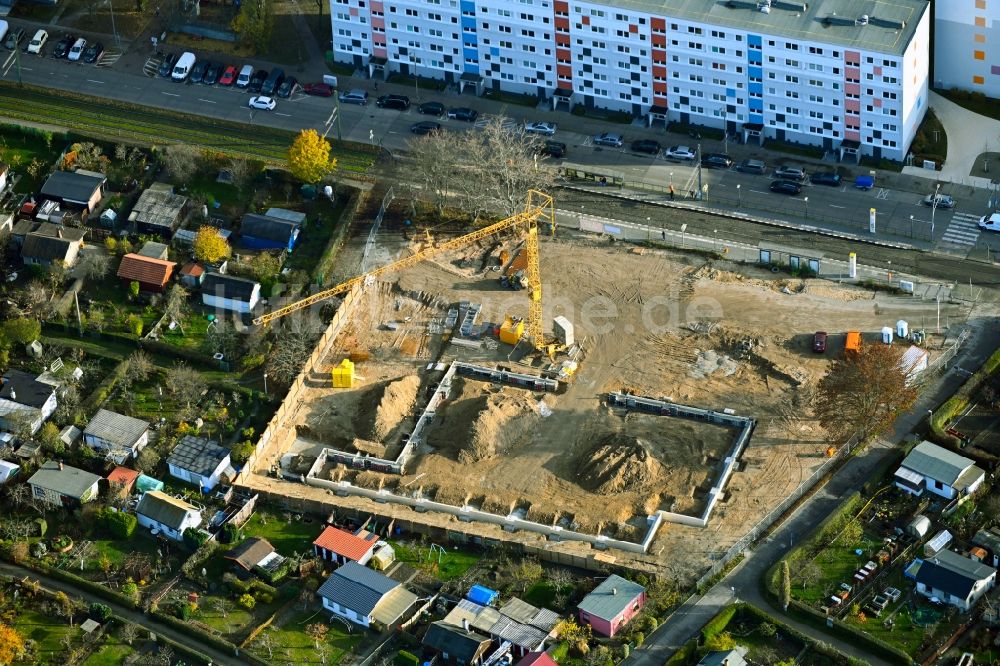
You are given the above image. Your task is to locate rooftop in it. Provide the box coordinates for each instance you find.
[40,170,106,204]
[225,537,277,571]
[1,370,54,408]
[313,526,379,561]
[21,233,77,262]
[116,253,177,287]
[166,435,230,478]
[84,409,150,447]
[28,460,101,499]
[240,213,301,243]
[106,466,141,488]
[424,621,492,663]
[129,187,187,230]
[916,549,996,599]
[578,574,646,621]
[317,561,401,616]
[202,272,260,302]
[136,490,200,531]
[901,441,977,487]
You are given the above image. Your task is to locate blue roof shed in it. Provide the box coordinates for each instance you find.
[466,584,499,606]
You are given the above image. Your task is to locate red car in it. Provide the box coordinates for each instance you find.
[302,82,334,97]
[813,331,828,353]
[218,65,237,86]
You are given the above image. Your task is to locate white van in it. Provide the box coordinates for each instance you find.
[0,21,10,46]
[235,64,254,88]
[27,29,48,55]
[171,51,196,81]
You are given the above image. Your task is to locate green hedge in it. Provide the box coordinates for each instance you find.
[701,604,737,641]
[395,650,420,666]
[787,599,913,665]
[149,608,274,665]
[31,562,139,610]
[929,346,1000,448]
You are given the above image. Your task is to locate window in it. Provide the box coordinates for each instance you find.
[974,74,986,84]
[975,50,986,60]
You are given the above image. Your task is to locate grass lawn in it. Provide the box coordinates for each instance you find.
[791,534,884,605]
[13,610,77,664]
[158,310,213,350]
[909,107,947,164]
[182,172,246,213]
[0,127,63,194]
[263,608,365,665]
[85,532,164,570]
[523,581,573,611]
[936,87,1000,122]
[197,600,256,638]
[390,540,481,582]
[284,197,347,276]
[83,635,135,665]
[242,512,319,557]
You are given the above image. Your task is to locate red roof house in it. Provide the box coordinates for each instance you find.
[313,526,380,566]
[516,653,558,666]
[106,466,141,497]
[117,253,176,293]
[179,262,205,288]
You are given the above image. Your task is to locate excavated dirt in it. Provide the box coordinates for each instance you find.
[372,375,421,441]
[264,231,969,578]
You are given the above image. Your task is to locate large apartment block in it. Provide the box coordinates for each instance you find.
[331,0,930,161]
[935,0,1000,98]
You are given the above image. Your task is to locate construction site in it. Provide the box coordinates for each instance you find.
[245,194,968,578]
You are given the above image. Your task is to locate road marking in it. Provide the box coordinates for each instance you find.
[749,189,768,195]
[829,204,846,209]
[197,98,216,104]
[274,112,291,117]
[162,91,179,97]
[86,79,104,84]
[940,212,983,247]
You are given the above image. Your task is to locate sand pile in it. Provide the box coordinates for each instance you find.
[577,434,665,494]
[370,375,420,441]
[691,350,739,379]
[460,391,536,463]
[350,438,387,457]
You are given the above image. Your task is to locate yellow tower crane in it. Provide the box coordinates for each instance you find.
[252,190,556,351]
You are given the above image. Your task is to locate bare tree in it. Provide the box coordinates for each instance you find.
[120,623,138,646]
[126,351,155,383]
[134,447,161,475]
[157,644,174,666]
[797,560,823,590]
[77,252,111,281]
[212,596,230,619]
[203,319,244,361]
[815,344,918,444]
[165,363,206,407]
[265,314,323,386]
[255,627,276,659]
[6,483,30,511]
[404,129,466,216]
[163,285,190,335]
[227,157,263,196]
[305,622,329,648]
[162,144,201,183]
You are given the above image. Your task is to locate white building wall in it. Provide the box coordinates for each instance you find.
[321,598,372,627]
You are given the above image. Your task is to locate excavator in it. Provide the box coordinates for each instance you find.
[252,190,564,356]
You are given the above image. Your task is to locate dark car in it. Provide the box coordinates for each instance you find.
[736,159,767,174]
[376,94,411,110]
[5,28,25,51]
[701,153,734,169]
[189,60,209,84]
[276,76,297,98]
[158,52,178,78]
[810,171,842,186]
[410,121,442,135]
[769,180,802,195]
[302,82,333,97]
[81,40,104,63]
[52,34,75,59]
[813,331,828,353]
[249,69,268,92]
[261,67,285,96]
[539,140,567,158]
[630,139,661,155]
[203,62,222,85]
[447,107,478,122]
[418,101,445,116]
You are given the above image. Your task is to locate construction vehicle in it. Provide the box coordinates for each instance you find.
[252,190,560,355]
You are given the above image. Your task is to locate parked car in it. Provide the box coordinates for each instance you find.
[810,171,842,186]
[203,62,222,85]
[418,101,445,116]
[630,139,661,155]
[67,37,87,61]
[26,29,48,55]
[248,95,276,111]
[854,175,875,190]
[524,121,557,136]
[922,193,954,208]
[276,76,297,98]
[774,166,807,182]
[261,67,285,96]
[769,180,802,195]
[248,69,268,92]
[52,33,75,59]
[736,158,767,174]
[593,132,624,147]
[447,107,478,121]
[218,65,237,86]
[979,213,1000,232]
[337,88,368,105]
[302,82,333,97]
[812,331,827,353]
[158,52,178,78]
[189,60,209,84]
[4,27,25,51]
[539,140,567,158]
[375,94,410,110]
[665,145,696,160]
[701,153,733,169]
[410,121,442,135]
[82,41,104,63]
[235,64,254,88]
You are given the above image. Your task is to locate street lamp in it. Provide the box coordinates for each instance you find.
[263,373,268,395]
[930,182,941,239]
[669,172,674,188]
[803,196,809,218]
[646,216,651,242]
[680,222,687,248]
[736,183,741,208]
[722,110,728,156]
[109,0,120,47]
[713,228,718,251]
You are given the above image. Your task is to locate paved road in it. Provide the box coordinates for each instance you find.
[627,306,1000,666]
[0,561,243,666]
[0,19,996,256]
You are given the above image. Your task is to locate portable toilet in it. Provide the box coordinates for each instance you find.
[881,327,893,344]
[331,358,355,388]
[897,320,909,339]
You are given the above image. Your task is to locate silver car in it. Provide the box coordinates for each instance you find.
[922,194,954,208]
[593,132,624,147]
[524,121,557,136]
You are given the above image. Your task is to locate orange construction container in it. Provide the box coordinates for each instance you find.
[845,331,862,355]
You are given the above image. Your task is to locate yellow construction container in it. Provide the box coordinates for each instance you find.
[331,358,355,388]
[499,316,525,345]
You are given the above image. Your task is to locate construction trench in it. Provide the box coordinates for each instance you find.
[243,230,969,578]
